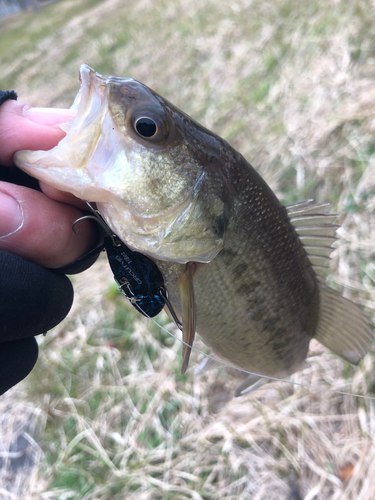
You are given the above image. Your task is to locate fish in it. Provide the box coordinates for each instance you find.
[14,64,374,394]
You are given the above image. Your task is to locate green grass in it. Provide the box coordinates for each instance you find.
[1,0,375,499]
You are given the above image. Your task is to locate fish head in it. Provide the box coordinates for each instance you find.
[14,64,228,263]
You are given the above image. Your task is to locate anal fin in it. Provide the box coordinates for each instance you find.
[316,284,373,364]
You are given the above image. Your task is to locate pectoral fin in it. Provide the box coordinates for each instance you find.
[178,262,197,374]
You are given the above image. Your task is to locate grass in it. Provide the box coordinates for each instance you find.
[1,0,375,498]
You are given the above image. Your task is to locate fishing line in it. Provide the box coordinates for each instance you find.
[142,310,375,402]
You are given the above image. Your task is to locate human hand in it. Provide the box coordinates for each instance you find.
[0,97,99,394]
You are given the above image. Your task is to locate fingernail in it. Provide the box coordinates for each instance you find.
[26,107,77,126]
[0,191,24,238]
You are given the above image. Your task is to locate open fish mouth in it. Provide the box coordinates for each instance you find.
[63,64,107,136]
[14,64,112,200]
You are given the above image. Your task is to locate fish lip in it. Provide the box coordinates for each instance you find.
[69,63,107,129]
[79,63,107,96]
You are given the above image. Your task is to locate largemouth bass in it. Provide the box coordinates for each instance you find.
[14,64,373,393]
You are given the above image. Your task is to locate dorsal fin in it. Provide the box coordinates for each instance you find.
[303,246,333,258]
[286,200,331,215]
[285,199,315,212]
[290,214,338,227]
[285,200,338,282]
[286,201,373,359]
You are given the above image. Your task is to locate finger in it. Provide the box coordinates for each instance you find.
[39,181,90,210]
[0,182,97,268]
[0,100,75,166]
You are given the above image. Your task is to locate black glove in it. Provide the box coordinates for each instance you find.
[0,250,73,394]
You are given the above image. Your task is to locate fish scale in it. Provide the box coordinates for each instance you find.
[154,191,318,378]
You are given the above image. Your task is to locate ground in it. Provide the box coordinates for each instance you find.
[0,0,375,498]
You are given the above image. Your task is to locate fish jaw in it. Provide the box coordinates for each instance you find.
[14,64,111,201]
[14,64,227,263]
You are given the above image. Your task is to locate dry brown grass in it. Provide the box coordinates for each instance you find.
[1,0,375,498]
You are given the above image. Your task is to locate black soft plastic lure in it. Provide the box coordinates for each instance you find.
[104,233,165,317]
[73,205,181,327]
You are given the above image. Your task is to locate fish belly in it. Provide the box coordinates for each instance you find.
[155,224,318,378]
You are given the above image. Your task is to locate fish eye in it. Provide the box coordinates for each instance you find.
[135,117,157,138]
[132,108,169,144]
